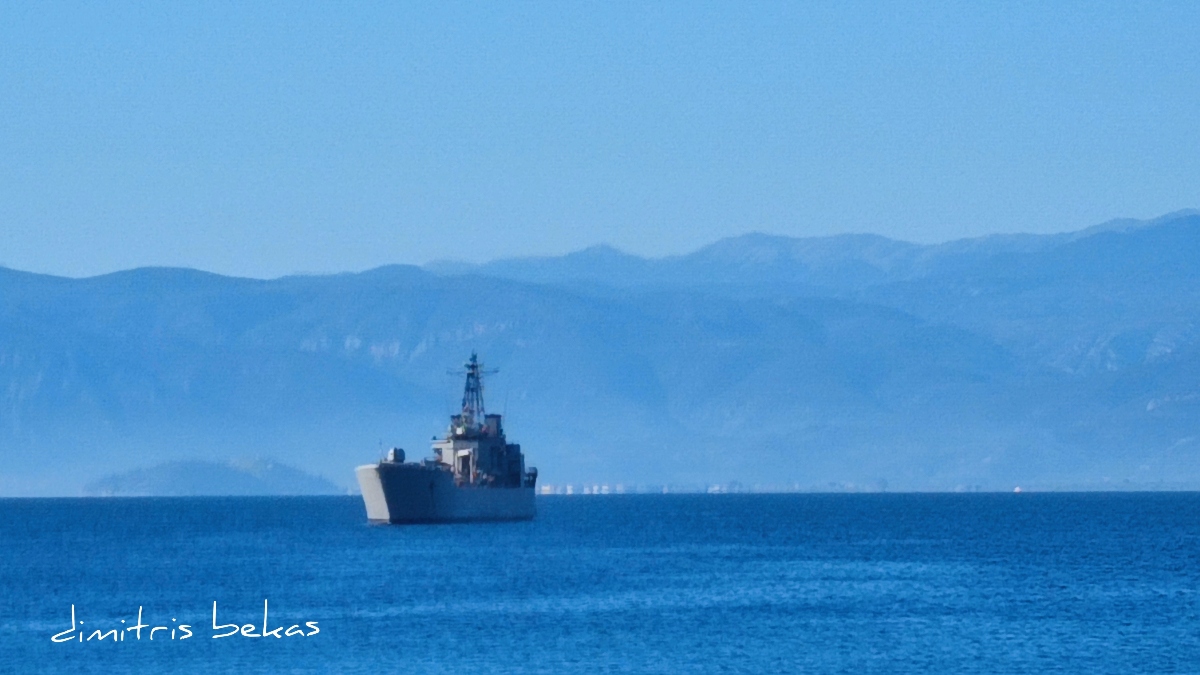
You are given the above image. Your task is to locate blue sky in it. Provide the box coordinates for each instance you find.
[1,1,1198,278]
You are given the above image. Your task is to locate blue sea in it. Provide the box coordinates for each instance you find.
[1,493,1198,673]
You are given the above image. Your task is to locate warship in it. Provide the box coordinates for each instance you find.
[356,353,537,523]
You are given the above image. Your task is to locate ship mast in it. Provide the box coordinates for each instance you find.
[458,352,495,430]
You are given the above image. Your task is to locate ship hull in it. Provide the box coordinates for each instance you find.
[356,463,536,524]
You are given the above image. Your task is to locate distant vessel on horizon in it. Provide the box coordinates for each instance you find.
[356,353,537,523]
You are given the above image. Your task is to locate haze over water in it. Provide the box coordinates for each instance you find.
[3,493,1197,673]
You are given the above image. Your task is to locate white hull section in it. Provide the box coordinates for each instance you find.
[356,463,536,524]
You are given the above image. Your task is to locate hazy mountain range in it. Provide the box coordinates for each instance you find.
[82,459,341,497]
[2,210,1198,495]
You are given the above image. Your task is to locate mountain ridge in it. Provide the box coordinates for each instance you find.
[425,211,1200,292]
[1,211,1197,495]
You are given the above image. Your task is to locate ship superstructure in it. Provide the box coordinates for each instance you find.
[356,353,537,523]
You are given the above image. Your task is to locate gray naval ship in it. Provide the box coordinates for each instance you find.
[356,353,537,523]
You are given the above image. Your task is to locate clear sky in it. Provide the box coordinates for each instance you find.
[2,2,1198,278]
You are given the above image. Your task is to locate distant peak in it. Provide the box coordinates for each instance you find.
[690,231,919,269]
[566,244,637,260]
[1075,209,1200,239]
[1150,208,1200,222]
